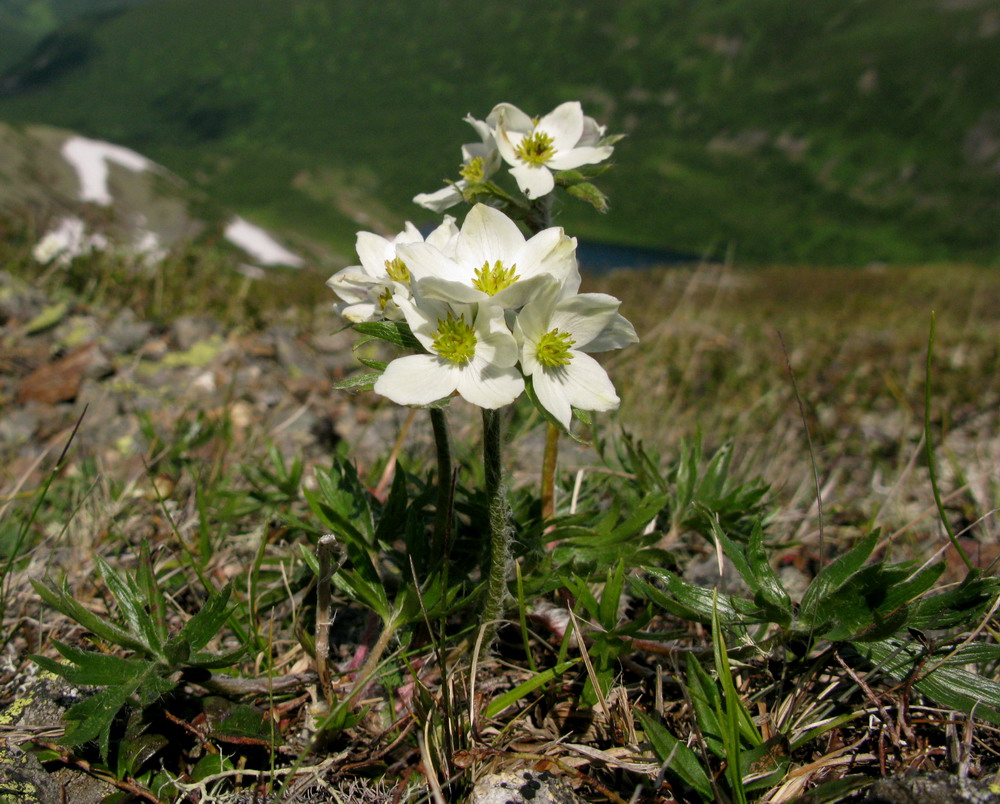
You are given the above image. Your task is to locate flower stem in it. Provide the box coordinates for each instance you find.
[540,422,559,521]
[527,196,560,526]
[481,408,512,648]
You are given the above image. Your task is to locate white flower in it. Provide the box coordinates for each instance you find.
[493,101,615,200]
[373,297,524,409]
[515,284,636,429]
[396,204,580,310]
[414,116,501,212]
[326,217,459,322]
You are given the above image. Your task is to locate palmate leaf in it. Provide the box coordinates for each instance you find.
[35,653,176,758]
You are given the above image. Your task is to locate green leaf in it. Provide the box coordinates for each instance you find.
[179,584,234,654]
[334,371,382,391]
[353,320,424,350]
[357,357,388,371]
[632,569,754,627]
[484,660,579,719]
[798,531,880,628]
[636,710,713,800]
[33,645,150,687]
[598,559,626,631]
[96,557,163,657]
[855,639,1000,725]
[565,181,609,213]
[31,579,153,655]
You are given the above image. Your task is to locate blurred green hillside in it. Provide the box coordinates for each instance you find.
[1,0,999,263]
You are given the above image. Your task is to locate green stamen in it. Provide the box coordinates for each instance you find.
[460,156,485,182]
[377,286,393,310]
[536,329,575,367]
[472,260,519,296]
[514,131,556,166]
[384,257,410,283]
[432,314,477,364]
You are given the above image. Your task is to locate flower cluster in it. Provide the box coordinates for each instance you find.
[414,101,618,209]
[330,203,636,429]
[330,100,634,430]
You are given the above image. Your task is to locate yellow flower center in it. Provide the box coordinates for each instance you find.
[472,260,520,296]
[514,131,556,166]
[432,314,477,364]
[535,329,575,367]
[384,257,410,283]
[460,156,486,183]
[377,286,393,310]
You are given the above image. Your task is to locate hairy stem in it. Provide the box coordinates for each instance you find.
[481,408,512,648]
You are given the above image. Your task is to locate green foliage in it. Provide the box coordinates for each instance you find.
[31,550,245,757]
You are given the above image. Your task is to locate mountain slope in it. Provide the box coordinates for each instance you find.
[1,0,999,263]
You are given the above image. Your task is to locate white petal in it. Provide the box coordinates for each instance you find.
[559,352,619,413]
[532,370,573,430]
[374,355,459,406]
[546,145,614,171]
[509,164,555,199]
[488,102,533,133]
[414,276,488,304]
[394,295,451,352]
[456,204,525,268]
[515,281,562,343]
[396,222,424,244]
[339,301,379,323]
[326,266,373,304]
[488,272,557,310]
[584,313,639,352]
[550,293,621,347]
[396,242,465,284]
[425,216,460,255]
[535,101,584,153]
[456,363,524,409]
[495,125,522,168]
[515,228,578,285]
[414,185,463,212]
[474,306,518,367]
[355,232,393,277]
[578,115,607,146]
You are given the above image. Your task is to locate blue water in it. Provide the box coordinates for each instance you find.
[575,239,696,274]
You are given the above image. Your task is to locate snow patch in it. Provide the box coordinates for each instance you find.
[61,136,154,206]
[224,217,304,267]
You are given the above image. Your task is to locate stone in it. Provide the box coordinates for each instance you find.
[16,343,112,405]
[469,769,582,804]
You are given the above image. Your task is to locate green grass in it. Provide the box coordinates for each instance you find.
[1,0,999,262]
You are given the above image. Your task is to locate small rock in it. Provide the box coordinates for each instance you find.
[469,769,582,804]
[172,315,219,350]
[103,308,153,354]
[16,343,112,405]
[866,772,1000,803]
[0,741,59,804]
